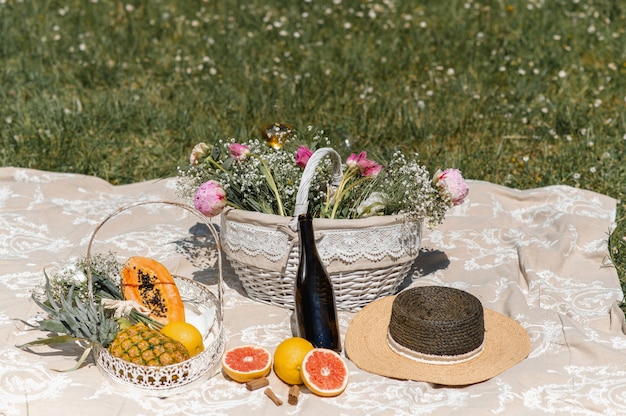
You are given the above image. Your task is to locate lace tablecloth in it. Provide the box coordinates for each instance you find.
[1,167,624,415]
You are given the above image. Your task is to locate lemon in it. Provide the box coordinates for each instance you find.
[160,321,204,357]
[273,337,314,385]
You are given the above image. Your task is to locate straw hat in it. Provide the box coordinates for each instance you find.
[345,286,530,386]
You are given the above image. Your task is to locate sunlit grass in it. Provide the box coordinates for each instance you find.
[1,0,625,283]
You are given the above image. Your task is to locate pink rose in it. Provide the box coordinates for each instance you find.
[295,145,313,168]
[194,180,227,217]
[189,142,211,165]
[346,151,383,177]
[434,168,469,205]
[229,143,251,160]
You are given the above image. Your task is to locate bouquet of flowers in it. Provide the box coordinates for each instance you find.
[177,126,468,226]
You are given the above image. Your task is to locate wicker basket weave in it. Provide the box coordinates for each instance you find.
[86,201,224,397]
[220,148,422,312]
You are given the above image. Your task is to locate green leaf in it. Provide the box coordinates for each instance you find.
[16,334,78,349]
[212,146,221,160]
[92,274,123,300]
[54,345,94,372]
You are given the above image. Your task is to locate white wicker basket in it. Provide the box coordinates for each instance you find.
[86,201,224,397]
[220,148,422,312]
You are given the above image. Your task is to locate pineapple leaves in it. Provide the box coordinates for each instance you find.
[14,317,68,334]
[16,334,79,349]
[15,336,94,372]
[20,271,119,355]
[55,346,94,373]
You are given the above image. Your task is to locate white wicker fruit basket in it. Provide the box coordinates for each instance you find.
[86,201,224,397]
[220,148,422,312]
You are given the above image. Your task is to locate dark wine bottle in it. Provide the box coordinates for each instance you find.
[294,213,341,352]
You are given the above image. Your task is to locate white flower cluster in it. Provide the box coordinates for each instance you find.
[33,252,122,305]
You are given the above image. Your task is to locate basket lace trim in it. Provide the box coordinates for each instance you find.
[223,220,421,264]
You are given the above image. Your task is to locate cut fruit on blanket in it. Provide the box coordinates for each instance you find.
[222,345,272,383]
[301,348,349,397]
[120,256,185,325]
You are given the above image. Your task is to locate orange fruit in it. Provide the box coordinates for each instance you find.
[300,348,349,397]
[221,345,272,383]
[160,321,204,357]
[273,337,314,385]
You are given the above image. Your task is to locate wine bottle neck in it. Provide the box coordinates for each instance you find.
[298,213,316,251]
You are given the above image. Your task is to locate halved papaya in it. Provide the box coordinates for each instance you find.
[120,256,185,325]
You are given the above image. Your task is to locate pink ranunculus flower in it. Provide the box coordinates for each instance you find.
[357,158,383,177]
[295,145,313,168]
[189,142,211,165]
[434,168,469,205]
[346,151,367,167]
[194,180,227,217]
[229,143,251,160]
[346,151,383,177]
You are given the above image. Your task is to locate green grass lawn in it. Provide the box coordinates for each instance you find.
[1,0,625,287]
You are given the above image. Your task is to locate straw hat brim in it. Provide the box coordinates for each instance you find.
[345,296,530,386]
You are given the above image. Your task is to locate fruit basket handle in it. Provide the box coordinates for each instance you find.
[292,147,343,222]
[85,200,223,315]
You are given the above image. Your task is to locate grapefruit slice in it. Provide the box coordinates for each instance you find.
[300,348,349,397]
[221,345,272,383]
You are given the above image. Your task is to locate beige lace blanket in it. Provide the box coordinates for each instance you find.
[1,167,624,415]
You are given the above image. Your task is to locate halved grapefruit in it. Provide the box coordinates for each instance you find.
[221,345,272,383]
[300,348,349,397]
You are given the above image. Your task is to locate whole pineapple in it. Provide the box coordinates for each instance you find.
[109,322,189,366]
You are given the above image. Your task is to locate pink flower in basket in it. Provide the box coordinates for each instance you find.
[194,180,227,217]
[295,145,313,168]
[178,128,468,224]
[229,143,251,160]
[346,151,383,177]
[346,151,366,167]
[189,142,211,165]
[434,168,469,205]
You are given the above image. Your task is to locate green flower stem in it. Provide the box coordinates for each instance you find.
[324,168,352,216]
[327,166,370,219]
[204,157,228,173]
[330,176,372,219]
[251,154,285,216]
[226,200,244,210]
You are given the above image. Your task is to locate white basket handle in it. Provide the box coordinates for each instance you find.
[85,200,224,320]
[290,148,343,228]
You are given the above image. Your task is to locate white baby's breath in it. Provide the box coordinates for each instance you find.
[178,129,463,225]
[34,252,122,305]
